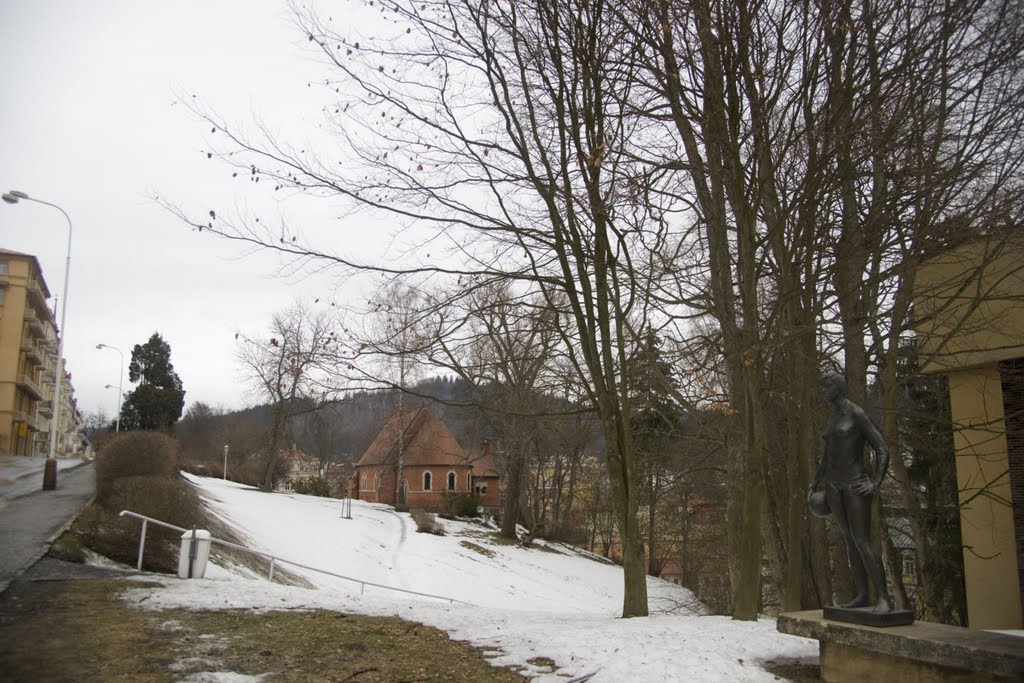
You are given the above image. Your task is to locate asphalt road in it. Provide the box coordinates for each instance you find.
[0,462,95,593]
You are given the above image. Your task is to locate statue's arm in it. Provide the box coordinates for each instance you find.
[856,407,890,488]
[809,437,828,495]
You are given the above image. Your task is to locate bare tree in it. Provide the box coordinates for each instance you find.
[237,303,341,491]
[171,0,1023,621]
[421,282,564,538]
[624,0,1024,619]
[175,0,667,617]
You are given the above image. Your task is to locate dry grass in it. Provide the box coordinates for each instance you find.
[459,540,496,559]
[0,577,527,682]
[410,508,445,535]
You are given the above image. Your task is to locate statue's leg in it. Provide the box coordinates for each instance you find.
[829,486,870,608]
[845,492,893,612]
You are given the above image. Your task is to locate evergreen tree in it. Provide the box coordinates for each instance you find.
[628,330,687,577]
[120,333,186,431]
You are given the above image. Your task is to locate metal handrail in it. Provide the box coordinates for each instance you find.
[118,510,471,605]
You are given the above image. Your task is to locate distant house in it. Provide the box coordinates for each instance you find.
[354,407,500,512]
[275,448,321,491]
[274,448,355,497]
[323,461,356,498]
[468,443,501,514]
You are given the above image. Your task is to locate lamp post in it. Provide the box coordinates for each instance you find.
[3,190,72,491]
[96,344,124,432]
[223,444,229,480]
[103,384,121,431]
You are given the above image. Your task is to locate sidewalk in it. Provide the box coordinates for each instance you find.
[0,454,89,501]
[0,461,95,594]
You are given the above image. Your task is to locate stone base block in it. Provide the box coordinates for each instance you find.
[823,605,915,627]
[821,642,1007,683]
[778,610,1024,682]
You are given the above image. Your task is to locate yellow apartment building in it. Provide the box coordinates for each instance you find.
[915,235,1024,629]
[0,248,81,458]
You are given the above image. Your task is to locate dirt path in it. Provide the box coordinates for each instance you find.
[384,508,409,589]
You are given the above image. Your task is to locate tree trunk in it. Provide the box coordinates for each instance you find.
[602,411,649,617]
[647,472,658,576]
[500,454,525,539]
[261,404,287,492]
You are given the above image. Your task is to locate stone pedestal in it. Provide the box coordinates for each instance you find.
[778,610,1024,682]
[823,605,915,627]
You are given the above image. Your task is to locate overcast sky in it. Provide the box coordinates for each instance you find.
[0,1,390,420]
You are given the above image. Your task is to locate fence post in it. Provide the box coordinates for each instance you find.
[269,557,276,582]
[188,527,198,578]
[137,519,148,570]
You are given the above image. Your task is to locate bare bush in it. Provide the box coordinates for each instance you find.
[410,508,445,535]
[95,431,180,506]
[75,477,203,572]
[80,431,206,573]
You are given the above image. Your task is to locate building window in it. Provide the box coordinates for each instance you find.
[475,483,488,496]
[373,470,382,491]
[0,287,5,306]
[902,556,916,579]
[360,472,366,490]
[0,261,7,275]
[447,471,457,491]
[423,471,432,491]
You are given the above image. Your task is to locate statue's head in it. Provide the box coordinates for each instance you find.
[819,372,847,400]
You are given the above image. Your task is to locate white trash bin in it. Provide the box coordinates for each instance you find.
[177,529,212,579]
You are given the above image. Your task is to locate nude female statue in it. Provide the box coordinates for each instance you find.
[807,372,894,613]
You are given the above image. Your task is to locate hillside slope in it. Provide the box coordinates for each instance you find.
[122,475,818,681]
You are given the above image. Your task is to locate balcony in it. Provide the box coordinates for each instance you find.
[37,399,53,418]
[34,408,51,432]
[25,278,48,310]
[23,307,47,337]
[13,410,42,433]
[17,373,45,401]
[20,336,44,365]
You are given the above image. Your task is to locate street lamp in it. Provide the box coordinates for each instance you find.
[3,190,72,491]
[223,444,229,480]
[103,384,121,431]
[96,343,124,432]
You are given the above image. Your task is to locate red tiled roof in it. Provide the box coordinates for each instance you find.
[462,443,499,477]
[356,408,468,467]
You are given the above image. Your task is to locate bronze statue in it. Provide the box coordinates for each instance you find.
[807,372,894,613]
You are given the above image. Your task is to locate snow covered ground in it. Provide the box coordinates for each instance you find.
[119,474,818,681]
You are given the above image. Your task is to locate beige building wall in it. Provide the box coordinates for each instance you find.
[915,235,1024,629]
[0,251,56,457]
[916,237,1024,374]
[946,367,1021,629]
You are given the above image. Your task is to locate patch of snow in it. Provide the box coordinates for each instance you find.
[123,474,818,681]
[178,673,270,683]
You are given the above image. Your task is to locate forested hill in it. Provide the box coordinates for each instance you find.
[174,376,584,464]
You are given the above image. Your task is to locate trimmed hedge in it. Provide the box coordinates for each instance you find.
[95,431,180,506]
[77,430,204,573]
